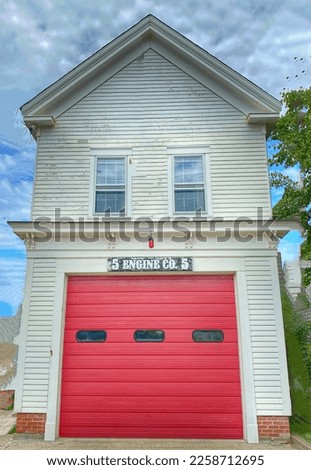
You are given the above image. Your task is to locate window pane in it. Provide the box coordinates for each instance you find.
[175,189,205,212]
[192,330,224,342]
[134,330,165,342]
[174,156,203,184]
[95,191,125,213]
[76,330,107,342]
[97,158,125,185]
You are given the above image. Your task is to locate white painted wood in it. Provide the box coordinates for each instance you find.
[28,249,278,259]
[245,257,290,416]
[14,258,34,413]
[31,49,272,220]
[267,257,292,416]
[45,272,67,441]
[19,258,56,413]
[23,116,55,127]
[235,270,259,443]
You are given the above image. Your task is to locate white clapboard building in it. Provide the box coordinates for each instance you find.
[10,15,297,442]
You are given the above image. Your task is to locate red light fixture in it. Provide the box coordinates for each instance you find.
[148,235,154,249]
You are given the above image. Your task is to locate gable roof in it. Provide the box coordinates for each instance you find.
[21,14,281,129]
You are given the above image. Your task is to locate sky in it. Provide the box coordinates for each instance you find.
[0,0,310,317]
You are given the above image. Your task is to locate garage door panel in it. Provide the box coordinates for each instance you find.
[64,340,236,354]
[65,326,237,347]
[62,368,241,383]
[62,354,240,370]
[63,317,237,330]
[61,395,242,413]
[60,411,242,428]
[61,382,242,399]
[60,275,243,439]
[60,426,242,439]
[66,291,235,305]
[66,304,237,318]
[67,275,235,293]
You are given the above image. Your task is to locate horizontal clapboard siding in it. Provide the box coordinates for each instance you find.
[245,258,284,414]
[32,48,271,219]
[21,258,56,412]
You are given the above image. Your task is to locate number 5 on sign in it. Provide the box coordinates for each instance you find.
[181,258,190,270]
[109,258,120,271]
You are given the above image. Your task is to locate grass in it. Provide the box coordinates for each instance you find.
[282,289,311,442]
[7,425,16,435]
[290,418,311,444]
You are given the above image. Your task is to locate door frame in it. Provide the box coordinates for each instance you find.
[44,257,259,443]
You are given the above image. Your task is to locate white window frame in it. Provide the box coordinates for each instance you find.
[168,146,212,217]
[89,148,132,217]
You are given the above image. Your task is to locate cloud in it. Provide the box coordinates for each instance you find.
[282,166,301,183]
[0,0,310,98]
[0,220,25,251]
[278,240,301,262]
[278,231,304,263]
[0,136,32,317]
[0,254,26,315]
[0,136,35,221]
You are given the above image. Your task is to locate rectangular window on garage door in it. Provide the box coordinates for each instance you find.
[192,330,224,342]
[76,330,107,342]
[134,330,165,342]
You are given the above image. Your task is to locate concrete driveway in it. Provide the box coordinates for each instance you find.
[0,410,15,436]
[0,435,296,450]
[0,410,298,450]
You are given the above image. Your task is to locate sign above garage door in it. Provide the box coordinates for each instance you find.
[108,257,192,272]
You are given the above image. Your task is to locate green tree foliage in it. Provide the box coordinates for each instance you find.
[270,88,311,283]
[282,289,311,423]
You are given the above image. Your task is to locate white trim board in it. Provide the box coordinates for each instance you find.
[42,255,279,442]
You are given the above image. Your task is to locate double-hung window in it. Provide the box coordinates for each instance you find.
[95,157,126,215]
[173,154,206,213]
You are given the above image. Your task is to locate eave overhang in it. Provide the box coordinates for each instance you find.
[9,219,302,242]
[23,115,55,129]
[247,113,280,136]
[20,15,281,123]
[247,113,279,124]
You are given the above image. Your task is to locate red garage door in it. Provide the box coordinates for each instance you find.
[60,275,243,438]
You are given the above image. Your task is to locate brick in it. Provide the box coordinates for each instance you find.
[16,413,46,435]
[257,416,290,442]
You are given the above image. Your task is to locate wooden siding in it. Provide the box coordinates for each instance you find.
[32,48,271,220]
[245,257,284,414]
[21,258,56,412]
